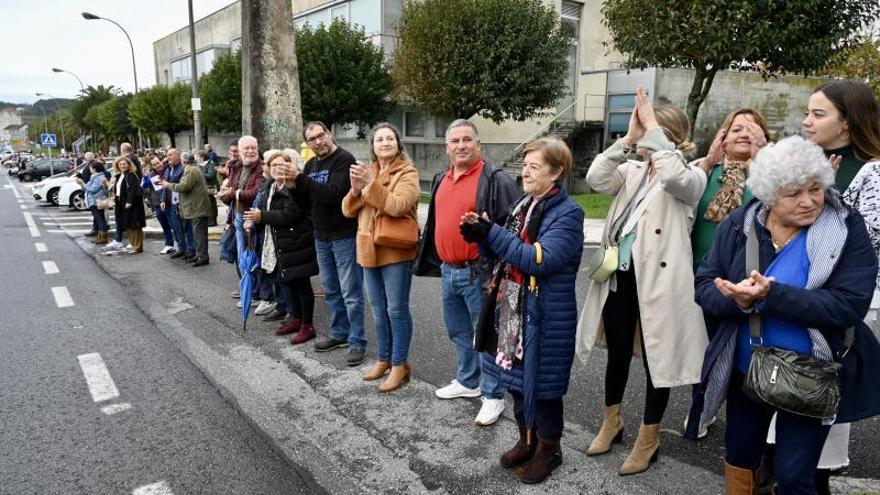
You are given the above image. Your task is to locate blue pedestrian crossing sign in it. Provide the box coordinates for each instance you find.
[40,133,58,147]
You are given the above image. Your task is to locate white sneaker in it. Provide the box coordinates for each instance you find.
[474,397,506,426]
[105,240,123,250]
[159,246,175,254]
[124,244,133,250]
[236,301,243,308]
[435,379,481,399]
[254,300,277,316]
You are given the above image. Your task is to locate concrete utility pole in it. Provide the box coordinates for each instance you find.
[241,0,303,150]
[188,0,202,150]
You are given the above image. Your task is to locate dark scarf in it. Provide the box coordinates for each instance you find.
[493,186,560,370]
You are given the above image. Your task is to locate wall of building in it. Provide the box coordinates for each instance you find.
[654,68,826,151]
[0,111,23,141]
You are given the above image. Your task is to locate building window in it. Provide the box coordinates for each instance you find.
[331,4,348,22]
[435,116,454,139]
[170,57,191,84]
[606,93,636,140]
[608,94,635,110]
[404,111,426,137]
[230,38,242,51]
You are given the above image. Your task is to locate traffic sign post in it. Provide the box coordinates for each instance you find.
[40,133,57,158]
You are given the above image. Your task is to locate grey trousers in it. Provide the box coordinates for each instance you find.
[191,216,209,262]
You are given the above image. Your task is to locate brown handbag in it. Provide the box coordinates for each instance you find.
[371,169,419,249]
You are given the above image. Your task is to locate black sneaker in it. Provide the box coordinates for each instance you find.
[346,348,365,366]
[314,337,349,352]
[262,308,287,322]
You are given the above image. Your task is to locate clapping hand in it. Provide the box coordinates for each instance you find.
[349,161,373,194]
[828,154,842,176]
[714,270,775,310]
[242,207,262,224]
[745,122,768,159]
[701,129,727,173]
[460,211,492,244]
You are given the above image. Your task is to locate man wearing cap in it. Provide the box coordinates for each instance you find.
[160,151,211,266]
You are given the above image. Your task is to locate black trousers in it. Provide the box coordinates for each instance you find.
[190,216,209,262]
[510,390,564,439]
[601,268,670,425]
[286,277,314,324]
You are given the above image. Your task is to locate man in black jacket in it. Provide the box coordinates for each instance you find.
[293,121,366,366]
[413,119,520,426]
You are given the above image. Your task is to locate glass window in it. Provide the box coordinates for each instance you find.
[170,58,191,84]
[608,112,630,138]
[351,0,381,33]
[195,49,218,77]
[435,116,454,139]
[331,5,348,22]
[230,38,242,51]
[386,108,404,131]
[294,18,307,31]
[405,111,425,137]
[608,94,635,110]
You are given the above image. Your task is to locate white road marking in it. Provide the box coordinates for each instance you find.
[42,221,94,226]
[77,353,120,403]
[22,212,40,237]
[17,198,23,203]
[101,402,132,415]
[19,204,26,210]
[35,242,48,252]
[42,261,59,274]
[132,481,173,495]
[51,286,74,308]
[6,180,21,198]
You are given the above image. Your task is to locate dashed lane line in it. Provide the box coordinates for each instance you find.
[22,211,40,237]
[132,481,174,495]
[51,286,74,308]
[42,260,59,274]
[76,353,120,403]
[35,242,48,252]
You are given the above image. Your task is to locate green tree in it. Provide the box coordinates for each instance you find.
[128,83,192,147]
[96,94,136,145]
[200,49,243,134]
[824,37,880,100]
[296,19,395,128]
[392,0,572,123]
[602,0,880,129]
[69,85,119,136]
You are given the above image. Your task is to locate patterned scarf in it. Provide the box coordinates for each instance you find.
[704,158,750,222]
[494,187,559,370]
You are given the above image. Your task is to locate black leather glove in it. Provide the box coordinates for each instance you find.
[459,216,492,244]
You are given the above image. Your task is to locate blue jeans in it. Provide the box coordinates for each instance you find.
[364,261,414,365]
[440,263,503,399]
[268,270,291,315]
[168,205,195,255]
[315,237,365,350]
[726,372,831,494]
[154,206,175,247]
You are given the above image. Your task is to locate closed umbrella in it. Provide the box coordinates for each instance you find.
[235,211,260,331]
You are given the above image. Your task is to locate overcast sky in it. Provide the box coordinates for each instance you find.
[1,0,233,104]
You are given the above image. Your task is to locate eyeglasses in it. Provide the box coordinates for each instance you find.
[306,131,328,144]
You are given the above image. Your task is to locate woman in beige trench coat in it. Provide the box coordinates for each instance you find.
[576,87,708,476]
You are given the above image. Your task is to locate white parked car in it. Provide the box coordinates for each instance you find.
[33,166,84,205]
[58,178,89,211]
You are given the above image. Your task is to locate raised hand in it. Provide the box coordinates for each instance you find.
[746,122,768,159]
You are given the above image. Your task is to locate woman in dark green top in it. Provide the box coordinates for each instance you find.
[691,109,770,272]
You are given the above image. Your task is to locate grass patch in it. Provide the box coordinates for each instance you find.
[572,193,613,219]
[419,194,431,204]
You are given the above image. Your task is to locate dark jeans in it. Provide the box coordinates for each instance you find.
[510,390,564,439]
[90,206,108,232]
[726,372,831,495]
[601,268,670,425]
[190,216,209,262]
[154,205,175,247]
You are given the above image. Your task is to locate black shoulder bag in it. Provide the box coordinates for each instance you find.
[742,223,850,419]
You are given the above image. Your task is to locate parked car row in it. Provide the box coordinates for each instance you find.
[32,164,89,209]
[12,158,74,182]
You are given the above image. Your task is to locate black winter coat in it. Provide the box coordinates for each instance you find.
[114,171,146,230]
[260,179,318,281]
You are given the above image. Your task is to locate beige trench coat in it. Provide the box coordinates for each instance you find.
[576,128,708,388]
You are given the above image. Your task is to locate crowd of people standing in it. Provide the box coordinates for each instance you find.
[65,78,880,494]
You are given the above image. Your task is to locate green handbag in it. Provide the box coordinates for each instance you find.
[741,222,850,419]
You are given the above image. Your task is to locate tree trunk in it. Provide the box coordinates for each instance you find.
[685,65,719,137]
[168,131,176,147]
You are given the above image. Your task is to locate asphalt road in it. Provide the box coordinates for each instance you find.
[0,177,320,494]
[5,172,880,494]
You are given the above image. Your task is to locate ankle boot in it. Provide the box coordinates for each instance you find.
[362,361,391,381]
[500,425,537,468]
[274,317,301,336]
[291,324,315,345]
[92,232,109,245]
[619,423,660,476]
[516,436,562,484]
[378,363,410,392]
[587,404,624,455]
[724,461,758,495]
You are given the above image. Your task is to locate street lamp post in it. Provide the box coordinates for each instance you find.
[81,11,143,150]
[51,67,85,93]
[35,93,67,153]
[33,103,51,159]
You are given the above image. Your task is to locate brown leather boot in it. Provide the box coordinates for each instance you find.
[92,232,108,245]
[587,404,624,455]
[362,361,391,381]
[619,423,660,476]
[378,363,410,392]
[500,425,537,468]
[515,436,562,484]
[724,461,758,494]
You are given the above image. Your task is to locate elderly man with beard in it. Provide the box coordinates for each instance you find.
[292,121,366,366]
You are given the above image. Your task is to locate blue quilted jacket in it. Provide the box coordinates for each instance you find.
[480,188,584,424]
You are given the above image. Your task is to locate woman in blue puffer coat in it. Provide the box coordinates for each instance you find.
[460,136,584,485]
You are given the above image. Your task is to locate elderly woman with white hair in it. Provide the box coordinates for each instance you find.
[686,136,880,495]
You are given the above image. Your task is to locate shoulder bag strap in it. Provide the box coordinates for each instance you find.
[618,179,662,239]
[746,219,763,344]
